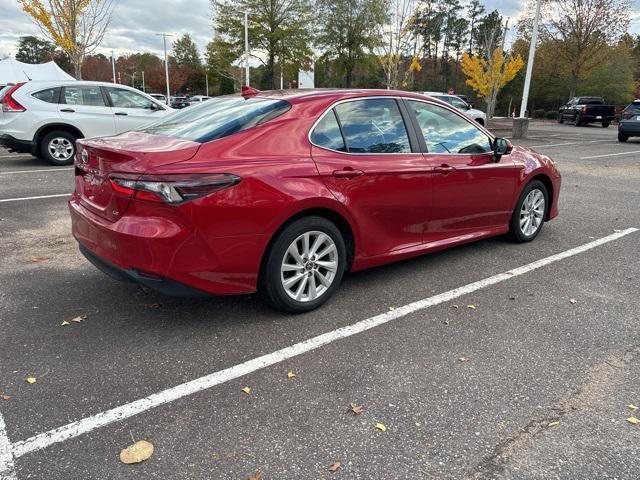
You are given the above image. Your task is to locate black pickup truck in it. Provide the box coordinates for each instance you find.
[558,97,616,127]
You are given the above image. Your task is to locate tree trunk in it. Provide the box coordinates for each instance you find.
[74,59,83,80]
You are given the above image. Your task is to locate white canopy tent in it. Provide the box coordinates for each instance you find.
[0,59,74,86]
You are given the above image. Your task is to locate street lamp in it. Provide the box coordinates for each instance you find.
[111,50,116,84]
[156,33,174,104]
[244,11,250,86]
[520,0,542,118]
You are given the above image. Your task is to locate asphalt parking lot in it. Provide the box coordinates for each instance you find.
[1,121,639,479]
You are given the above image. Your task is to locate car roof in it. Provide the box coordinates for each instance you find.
[253,88,445,105]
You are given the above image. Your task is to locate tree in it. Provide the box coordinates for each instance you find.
[467,0,485,53]
[172,34,204,94]
[461,49,524,118]
[316,0,388,87]
[375,0,416,89]
[535,0,631,98]
[205,37,238,94]
[15,36,56,63]
[213,0,314,89]
[474,10,503,59]
[18,0,114,79]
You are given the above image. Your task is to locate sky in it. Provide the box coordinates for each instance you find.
[1,0,640,61]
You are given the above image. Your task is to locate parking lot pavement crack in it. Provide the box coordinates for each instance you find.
[464,346,640,480]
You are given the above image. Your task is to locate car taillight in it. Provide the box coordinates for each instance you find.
[109,173,241,204]
[1,83,26,112]
[582,105,588,113]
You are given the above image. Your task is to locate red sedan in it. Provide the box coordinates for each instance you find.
[69,88,561,312]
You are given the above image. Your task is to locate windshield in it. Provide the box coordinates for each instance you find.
[141,96,291,143]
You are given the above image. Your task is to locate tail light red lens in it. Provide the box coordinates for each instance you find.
[110,173,241,204]
[582,106,588,113]
[1,83,26,112]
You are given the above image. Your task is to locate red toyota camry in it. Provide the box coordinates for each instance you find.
[69,88,561,312]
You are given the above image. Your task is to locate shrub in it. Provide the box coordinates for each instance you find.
[546,111,558,120]
[533,109,546,119]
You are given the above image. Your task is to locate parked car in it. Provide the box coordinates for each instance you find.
[149,93,167,103]
[188,95,212,105]
[456,94,473,107]
[557,96,615,127]
[618,100,640,142]
[170,96,191,109]
[424,92,486,125]
[70,88,561,312]
[0,81,171,165]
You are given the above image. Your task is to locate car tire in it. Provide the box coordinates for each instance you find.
[475,118,485,126]
[618,132,629,143]
[260,216,346,313]
[574,114,582,126]
[41,130,77,166]
[507,180,548,243]
[602,121,610,128]
[557,114,564,124]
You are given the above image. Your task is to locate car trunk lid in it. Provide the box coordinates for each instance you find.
[74,131,201,222]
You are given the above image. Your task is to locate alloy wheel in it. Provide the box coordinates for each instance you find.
[519,189,545,237]
[48,137,74,161]
[280,231,338,302]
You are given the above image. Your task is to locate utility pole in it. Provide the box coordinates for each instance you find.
[157,33,174,104]
[142,71,145,92]
[244,11,250,86]
[205,72,209,96]
[111,50,116,83]
[520,0,541,118]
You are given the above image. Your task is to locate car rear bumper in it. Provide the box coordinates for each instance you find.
[619,122,640,136]
[0,134,34,154]
[69,194,267,296]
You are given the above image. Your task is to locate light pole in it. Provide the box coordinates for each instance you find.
[157,33,174,104]
[142,71,145,92]
[205,72,209,96]
[520,0,542,118]
[244,11,250,86]
[111,50,116,83]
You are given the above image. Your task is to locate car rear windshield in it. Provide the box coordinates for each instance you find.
[141,96,291,143]
[626,102,640,112]
[578,97,604,104]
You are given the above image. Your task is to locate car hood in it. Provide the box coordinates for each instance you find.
[467,108,486,118]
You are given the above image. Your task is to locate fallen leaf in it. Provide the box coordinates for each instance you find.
[442,320,449,325]
[375,423,386,432]
[458,357,470,363]
[60,320,70,326]
[119,440,154,464]
[388,306,395,311]
[569,299,577,305]
[329,460,341,472]
[26,377,36,384]
[467,304,476,310]
[1,395,10,401]
[548,421,560,427]
[247,472,263,480]
[350,403,364,415]
[627,416,639,425]
[242,386,251,395]
[627,404,638,410]
[452,305,459,309]
[70,315,87,323]
[287,371,296,379]
[28,256,50,263]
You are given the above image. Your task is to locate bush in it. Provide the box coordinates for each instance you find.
[546,111,558,120]
[533,109,546,119]
[219,76,235,95]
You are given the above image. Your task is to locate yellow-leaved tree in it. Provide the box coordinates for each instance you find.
[18,0,115,79]
[461,48,524,119]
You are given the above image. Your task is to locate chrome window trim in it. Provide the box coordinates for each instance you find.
[307,94,495,157]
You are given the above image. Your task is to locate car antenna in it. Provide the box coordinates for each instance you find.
[23,70,32,81]
[241,85,260,99]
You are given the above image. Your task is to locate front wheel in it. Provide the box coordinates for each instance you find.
[260,216,346,313]
[574,114,582,126]
[618,132,629,143]
[508,180,548,243]
[557,113,564,124]
[40,130,77,165]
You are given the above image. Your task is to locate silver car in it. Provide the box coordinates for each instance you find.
[423,92,487,126]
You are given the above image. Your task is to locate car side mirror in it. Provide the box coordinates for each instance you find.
[493,138,513,161]
[149,102,160,111]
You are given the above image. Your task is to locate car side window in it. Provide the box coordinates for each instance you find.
[334,98,411,153]
[107,88,154,109]
[448,96,469,110]
[310,109,346,152]
[62,86,106,106]
[32,87,60,104]
[408,100,492,154]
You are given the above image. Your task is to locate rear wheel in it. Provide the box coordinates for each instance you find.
[574,114,582,126]
[557,113,564,124]
[618,132,629,143]
[41,130,77,166]
[260,216,346,313]
[602,121,610,128]
[508,180,548,243]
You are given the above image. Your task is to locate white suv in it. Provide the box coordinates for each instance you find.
[423,92,487,126]
[0,81,172,165]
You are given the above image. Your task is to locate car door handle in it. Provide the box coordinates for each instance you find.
[115,112,128,116]
[433,164,456,175]
[332,168,364,179]
[60,108,75,113]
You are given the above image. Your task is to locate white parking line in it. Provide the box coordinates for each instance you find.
[529,140,609,148]
[0,194,69,203]
[1,227,636,471]
[0,155,29,159]
[0,412,16,480]
[0,168,72,175]
[580,150,640,160]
